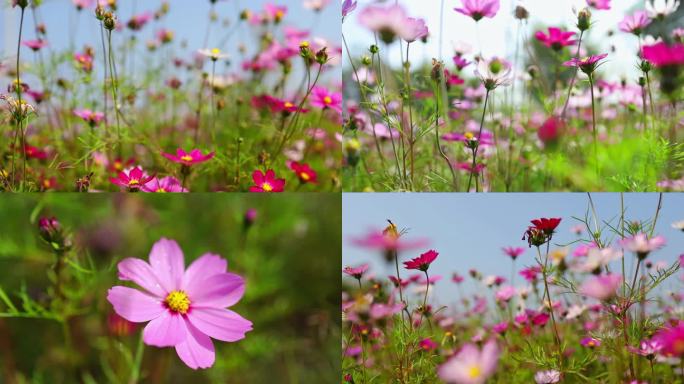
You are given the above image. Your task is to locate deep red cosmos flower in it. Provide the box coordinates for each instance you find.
[404,249,439,271]
[24,144,48,160]
[289,162,317,184]
[530,218,562,234]
[162,148,215,167]
[249,169,285,192]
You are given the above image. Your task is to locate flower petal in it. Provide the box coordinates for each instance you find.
[181,253,227,291]
[148,238,185,292]
[142,311,188,347]
[187,307,252,342]
[185,273,245,308]
[117,257,167,297]
[175,321,215,369]
[107,286,165,323]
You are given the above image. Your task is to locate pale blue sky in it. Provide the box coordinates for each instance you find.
[343,193,684,301]
[2,0,340,86]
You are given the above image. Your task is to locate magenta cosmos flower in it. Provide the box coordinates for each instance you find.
[310,86,342,113]
[563,53,608,75]
[535,27,576,51]
[404,249,439,271]
[586,0,610,10]
[110,167,155,191]
[502,246,525,260]
[454,0,500,22]
[22,39,48,51]
[343,263,369,279]
[342,0,357,18]
[162,148,215,167]
[618,11,651,36]
[653,321,684,357]
[438,339,500,384]
[249,169,285,192]
[351,222,429,253]
[641,42,684,67]
[107,238,252,369]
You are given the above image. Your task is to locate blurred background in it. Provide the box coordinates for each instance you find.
[0,193,340,383]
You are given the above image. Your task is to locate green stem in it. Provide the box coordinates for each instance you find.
[588,74,598,178]
[130,332,145,383]
[467,89,490,192]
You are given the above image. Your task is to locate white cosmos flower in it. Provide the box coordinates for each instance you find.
[475,57,512,91]
[646,0,680,19]
[198,48,229,61]
[672,220,684,231]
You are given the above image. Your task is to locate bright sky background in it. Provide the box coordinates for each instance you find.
[343,193,684,303]
[344,0,645,82]
[1,0,340,86]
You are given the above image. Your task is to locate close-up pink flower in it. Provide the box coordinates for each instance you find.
[107,238,252,369]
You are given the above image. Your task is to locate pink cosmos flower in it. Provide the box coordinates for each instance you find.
[579,273,622,301]
[438,339,500,384]
[107,238,252,369]
[563,53,609,75]
[162,148,215,167]
[641,42,684,67]
[502,246,525,260]
[618,11,651,36]
[454,0,500,22]
[628,338,663,358]
[249,169,285,192]
[110,167,155,191]
[342,0,357,18]
[586,0,610,10]
[73,108,105,127]
[653,321,684,357]
[310,86,342,113]
[142,176,188,193]
[403,17,429,43]
[351,226,429,253]
[74,52,94,73]
[358,4,422,44]
[538,116,564,144]
[343,264,369,279]
[404,249,439,271]
[22,39,48,51]
[620,233,666,259]
[72,0,94,9]
[535,28,576,51]
[494,286,516,303]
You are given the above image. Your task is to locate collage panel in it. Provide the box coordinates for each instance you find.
[0,193,340,383]
[0,0,341,192]
[342,192,684,383]
[342,0,684,192]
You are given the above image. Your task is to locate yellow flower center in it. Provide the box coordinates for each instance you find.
[300,41,310,48]
[674,340,684,354]
[275,10,284,20]
[383,222,399,239]
[165,290,190,314]
[284,102,294,108]
[464,132,474,140]
[129,179,140,186]
[262,182,273,192]
[180,155,193,162]
[324,96,332,105]
[300,172,310,181]
[211,48,221,56]
[468,365,482,379]
[156,189,167,193]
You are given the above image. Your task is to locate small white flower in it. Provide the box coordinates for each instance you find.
[672,220,684,231]
[646,0,680,19]
[198,48,229,61]
[474,57,512,90]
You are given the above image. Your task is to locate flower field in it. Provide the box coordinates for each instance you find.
[342,0,684,191]
[342,193,684,383]
[1,0,341,192]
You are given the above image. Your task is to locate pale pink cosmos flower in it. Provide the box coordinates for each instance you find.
[74,108,105,126]
[618,11,651,36]
[358,4,422,44]
[438,339,500,384]
[620,233,666,259]
[535,370,561,383]
[454,0,500,22]
[579,273,622,301]
[403,17,429,43]
[342,0,357,18]
[107,238,252,369]
[142,176,188,193]
[303,0,331,12]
